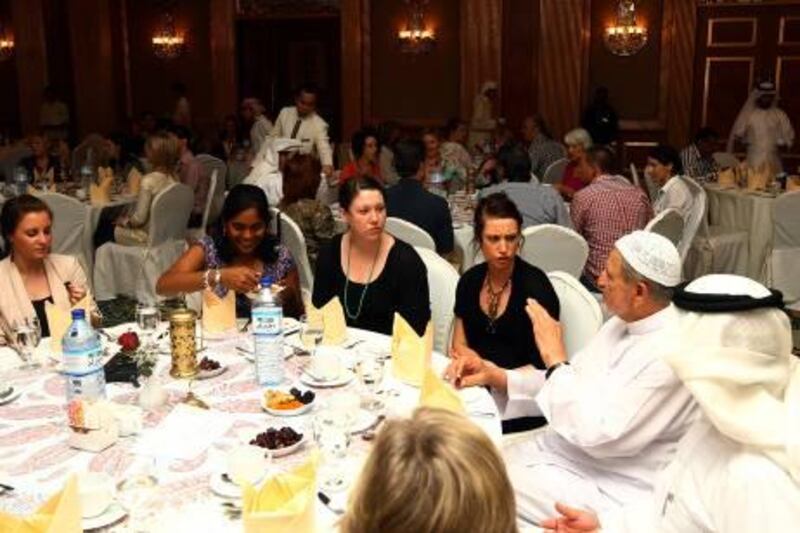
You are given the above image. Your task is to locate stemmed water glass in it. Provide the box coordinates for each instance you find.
[299,319,324,357]
[13,319,40,370]
[313,409,353,493]
[355,357,385,411]
[135,301,159,351]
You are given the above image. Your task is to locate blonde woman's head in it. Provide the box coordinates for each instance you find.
[144,131,181,174]
[340,407,518,533]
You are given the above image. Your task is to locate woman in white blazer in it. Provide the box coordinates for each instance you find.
[0,195,100,344]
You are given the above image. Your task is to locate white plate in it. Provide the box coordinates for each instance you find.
[0,386,21,406]
[261,390,315,416]
[299,369,354,388]
[82,501,127,530]
[349,409,378,434]
[196,365,227,380]
[209,471,243,500]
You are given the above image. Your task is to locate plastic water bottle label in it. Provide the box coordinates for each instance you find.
[65,369,106,401]
[253,308,282,336]
[63,346,104,374]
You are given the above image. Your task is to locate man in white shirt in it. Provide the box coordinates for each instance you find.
[272,84,333,180]
[647,144,693,221]
[240,97,273,157]
[446,231,698,525]
[541,274,800,533]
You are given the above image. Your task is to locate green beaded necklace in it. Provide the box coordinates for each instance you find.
[343,235,382,320]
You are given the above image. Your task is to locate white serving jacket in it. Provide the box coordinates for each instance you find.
[503,305,699,524]
[271,106,333,167]
[601,417,800,532]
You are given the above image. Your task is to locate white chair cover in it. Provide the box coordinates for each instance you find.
[542,158,568,185]
[519,224,589,278]
[547,271,603,357]
[279,210,314,294]
[186,170,218,241]
[414,246,459,353]
[768,191,800,303]
[645,208,685,248]
[630,163,641,189]
[385,217,436,251]
[529,172,540,184]
[683,180,748,280]
[676,177,706,261]
[713,151,740,170]
[195,154,227,224]
[94,183,193,302]
[37,193,92,277]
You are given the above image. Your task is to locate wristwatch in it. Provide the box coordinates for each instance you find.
[545,361,570,380]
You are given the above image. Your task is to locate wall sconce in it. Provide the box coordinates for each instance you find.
[0,22,14,62]
[152,9,185,60]
[604,0,648,57]
[398,0,436,55]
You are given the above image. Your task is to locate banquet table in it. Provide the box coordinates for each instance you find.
[0,322,502,532]
[704,185,778,281]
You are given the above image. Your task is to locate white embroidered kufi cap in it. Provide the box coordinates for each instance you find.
[615,230,682,287]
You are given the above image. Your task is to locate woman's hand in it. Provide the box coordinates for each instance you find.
[541,502,600,533]
[66,283,87,306]
[220,266,261,293]
[525,298,567,368]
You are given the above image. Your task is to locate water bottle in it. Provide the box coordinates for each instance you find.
[252,276,284,385]
[13,166,28,196]
[62,309,106,402]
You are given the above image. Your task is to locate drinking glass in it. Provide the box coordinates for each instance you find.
[117,459,159,532]
[313,410,352,492]
[355,357,385,411]
[135,302,159,350]
[299,320,324,357]
[26,316,42,350]
[13,321,40,370]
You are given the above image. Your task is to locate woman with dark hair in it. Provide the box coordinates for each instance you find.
[312,176,430,335]
[279,154,335,271]
[156,184,303,318]
[451,192,559,432]
[0,195,100,342]
[339,127,382,184]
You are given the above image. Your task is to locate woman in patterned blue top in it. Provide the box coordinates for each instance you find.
[157,184,303,318]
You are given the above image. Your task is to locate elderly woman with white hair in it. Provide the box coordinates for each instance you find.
[555,127,593,201]
[542,274,800,533]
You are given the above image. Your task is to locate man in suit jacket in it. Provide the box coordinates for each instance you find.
[385,139,454,256]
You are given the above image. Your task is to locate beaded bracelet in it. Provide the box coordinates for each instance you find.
[202,269,212,290]
[212,268,221,288]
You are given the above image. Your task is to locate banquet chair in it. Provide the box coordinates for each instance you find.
[547,271,603,357]
[529,172,540,184]
[767,190,800,305]
[195,154,227,224]
[93,183,193,302]
[542,158,568,185]
[414,246,459,353]
[267,207,314,293]
[682,178,748,280]
[385,217,436,251]
[645,208,684,248]
[38,192,92,279]
[70,134,108,177]
[675,177,706,262]
[185,170,218,241]
[629,163,641,189]
[518,224,589,278]
[713,152,740,170]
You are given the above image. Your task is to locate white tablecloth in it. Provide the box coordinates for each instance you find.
[0,323,501,532]
[705,186,778,281]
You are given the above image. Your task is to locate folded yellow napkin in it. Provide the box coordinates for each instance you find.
[46,295,93,353]
[305,296,347,345]
[127,168,142,195]
[202,289,236,333]
[419,366,465,413]
[242,453,318,533]
[787,176,800,192]
[391,314,432,386]
[0,476,81,533]
[746,164,771,191]
[90,168,114,205]
[718,168,737,188]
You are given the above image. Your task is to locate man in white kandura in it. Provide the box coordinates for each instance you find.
[446,231,698,525]
[272,84,334,181]
[728,81,795,175]
[542,275,800,533]
[243,137,302,207]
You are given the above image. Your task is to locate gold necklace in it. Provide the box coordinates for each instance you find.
[484,271,511,334]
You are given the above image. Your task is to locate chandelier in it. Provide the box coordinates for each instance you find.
[151,10,185,60]
[0,23,13,62]
[604,0,648,57]
[398,0,436,55]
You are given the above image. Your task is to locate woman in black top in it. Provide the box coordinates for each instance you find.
[313,177,431,336]
[452,193,560,432]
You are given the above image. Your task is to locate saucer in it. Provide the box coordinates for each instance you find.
[299,369,354,388]
[196,365,228,380]
[82,501,127,530]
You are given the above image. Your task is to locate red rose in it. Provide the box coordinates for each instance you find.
[118,331,140,352]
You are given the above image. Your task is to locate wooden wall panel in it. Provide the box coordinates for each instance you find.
[11,0,47,134]
[501,0,539,130]
[460,0,501,120]
[702,57,754,135]
[0,0,20,135]
[210,0,236,122]
[537,0,588,140]
[340,0,362,138]
[666,0,697,147]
